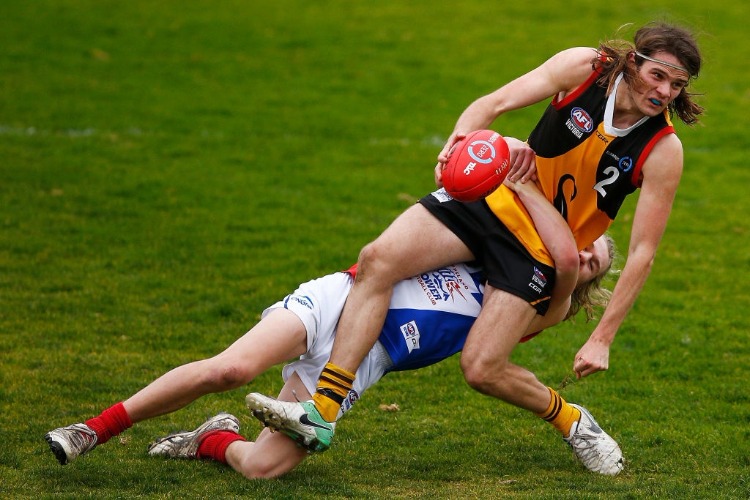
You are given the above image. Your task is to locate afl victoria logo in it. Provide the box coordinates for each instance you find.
[570,107,594,133]
[467,140,496,164]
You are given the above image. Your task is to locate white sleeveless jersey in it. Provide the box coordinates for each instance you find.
[378,263,484,371]
[266,263,485,417]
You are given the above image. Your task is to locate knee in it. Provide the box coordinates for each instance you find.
[358,241,383,270]
[198,358,253,391]
[460,356,511,396]
[357,240,396,279]
[461,357,489,392]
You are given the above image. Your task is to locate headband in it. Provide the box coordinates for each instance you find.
[634,51,690,75]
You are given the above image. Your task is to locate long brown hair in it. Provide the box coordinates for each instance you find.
[592,22,704,125]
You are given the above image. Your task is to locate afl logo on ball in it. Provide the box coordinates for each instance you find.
[467,140,496,165]
[570,107,594,133]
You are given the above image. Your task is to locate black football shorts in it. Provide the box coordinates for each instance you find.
[419,189,555,315]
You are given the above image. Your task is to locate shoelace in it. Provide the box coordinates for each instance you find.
[64,427,96,453]
[571,432,617,463]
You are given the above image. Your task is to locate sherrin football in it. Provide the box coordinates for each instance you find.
[442,129,511,203]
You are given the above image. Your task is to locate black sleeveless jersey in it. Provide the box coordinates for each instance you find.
[486,69,675,262]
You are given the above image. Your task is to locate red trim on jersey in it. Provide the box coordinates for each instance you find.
[344,263,358,278]
[631,124,675,187]
[519,330,542,343]
[552,59,605,110]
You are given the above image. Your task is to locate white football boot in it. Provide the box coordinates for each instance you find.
[147,413,240,459]
[564,404,624,475]
[45,423,98,465]
[246,392,335,452]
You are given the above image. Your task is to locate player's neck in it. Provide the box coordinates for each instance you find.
[612,82,647,129]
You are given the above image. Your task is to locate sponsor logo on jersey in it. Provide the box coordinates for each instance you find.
[595,130,610,145]
[400,320,421,353]
[528,267,548,294]
[566,107,594,138]
[284,294,314,310]
[417,266,470,305]
[618,156,634,172]
[605,151,634,173]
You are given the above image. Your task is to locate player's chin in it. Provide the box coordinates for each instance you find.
[642,100,667,115]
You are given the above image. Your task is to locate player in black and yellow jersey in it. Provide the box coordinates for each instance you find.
[250,22,703,476]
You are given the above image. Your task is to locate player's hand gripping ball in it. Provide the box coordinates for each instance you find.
[442,130,511,202]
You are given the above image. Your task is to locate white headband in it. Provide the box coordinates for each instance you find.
[635,51,690,75]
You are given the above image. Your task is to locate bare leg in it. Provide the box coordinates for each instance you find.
[124,309,307,423]
[226,373,310,479]
[329,203,474,373]
[460,285,551,413]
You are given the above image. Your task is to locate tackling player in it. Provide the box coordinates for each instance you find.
[250,22,702,478]
[45,180,620,477]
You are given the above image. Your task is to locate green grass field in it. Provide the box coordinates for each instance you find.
[1,0,748,498]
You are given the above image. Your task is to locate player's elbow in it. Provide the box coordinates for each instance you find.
[627,244,657,274]
[556,251,580,277]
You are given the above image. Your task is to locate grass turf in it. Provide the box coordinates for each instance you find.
[1,0,748,498]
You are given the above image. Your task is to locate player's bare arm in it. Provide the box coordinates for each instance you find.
[437,47,600,182]
[503,178,579,331]
[573,134,683,378]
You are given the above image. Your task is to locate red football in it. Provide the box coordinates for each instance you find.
[442,129,511,202]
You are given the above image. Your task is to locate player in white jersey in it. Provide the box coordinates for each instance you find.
[45,180,616,478]
[274,261,486,421]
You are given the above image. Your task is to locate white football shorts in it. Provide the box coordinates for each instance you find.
[262,271,393,418]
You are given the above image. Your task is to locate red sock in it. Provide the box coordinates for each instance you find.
[85,402,133,445]
[197,430,246,464]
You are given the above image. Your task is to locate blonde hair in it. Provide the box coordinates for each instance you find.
[565,234,618,321]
